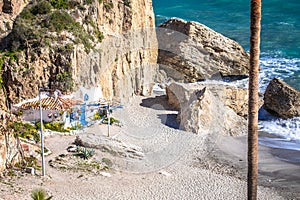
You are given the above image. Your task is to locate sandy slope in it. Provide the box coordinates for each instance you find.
[0,95,298,200]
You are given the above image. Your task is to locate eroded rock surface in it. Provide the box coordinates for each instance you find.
[166,82,249,136]
[157,18,249,82]
[264,78,300,118]
[75,134,144,159]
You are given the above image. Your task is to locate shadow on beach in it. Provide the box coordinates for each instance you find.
[140,95,176,111]
[157,114,180,129]
[140,95,181,130]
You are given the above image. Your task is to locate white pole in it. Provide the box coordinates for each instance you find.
[107,103,110,137]
[39,89,45,176]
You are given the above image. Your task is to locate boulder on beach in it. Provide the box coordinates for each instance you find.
[166,82,249,136]
[157,18,249,82]
[75,134,144,159]
[264,78,300,119]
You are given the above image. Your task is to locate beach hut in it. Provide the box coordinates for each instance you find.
[14,95,80,124]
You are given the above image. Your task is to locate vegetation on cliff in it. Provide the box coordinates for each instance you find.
[0,0,106,102]
[8,0,104,52]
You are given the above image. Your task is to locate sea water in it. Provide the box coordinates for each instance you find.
[153,0,300,153]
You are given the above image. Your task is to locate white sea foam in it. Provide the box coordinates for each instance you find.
[257,56,300,143]
[259,56,300,92]
[259,117,300,142]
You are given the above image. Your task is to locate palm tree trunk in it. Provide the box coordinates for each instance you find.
[248,0,261,199]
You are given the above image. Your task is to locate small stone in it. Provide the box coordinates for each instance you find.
[159,170,172,177]
[25,167,35,175]
[67,146,78,152]
[99,172,111,177]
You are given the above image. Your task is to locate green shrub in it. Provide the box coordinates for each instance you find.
[19,9,34,20]
[56,71,74,91]
[67,0,79,8]
[10,21,43,50]
[76,147,95,160]
[84,0,93,4]
[0,52,16,88]
[42,11,93,51]
[87,20,104,42]
[8,0,97,53]
[44,10,75,32]
[50,0,70,9]
[123,0,131,7]
[35,121,69,133]
[3,51,18,62]
[93,112,101,120]
[8,121,40,143]
[25,156,39,168]
[31,188,53,200]
[44,121,69,132]
[103,116,119,125]
[30,1,52,15]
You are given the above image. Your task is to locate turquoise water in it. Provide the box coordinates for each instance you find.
[153,0,300,89]
[153,0,300,146]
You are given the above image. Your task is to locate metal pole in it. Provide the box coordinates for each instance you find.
[39,89,45,176]
[107,103,110,137]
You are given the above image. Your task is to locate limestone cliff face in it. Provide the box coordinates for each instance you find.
[0,0,158,106]
[76,0,157,103]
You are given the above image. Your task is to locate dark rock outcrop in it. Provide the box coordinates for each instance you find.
[264,78,300,118]
[157,18,250,82]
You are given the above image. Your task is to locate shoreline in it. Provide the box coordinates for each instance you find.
[214,134,300,198]
[0,95,299,199]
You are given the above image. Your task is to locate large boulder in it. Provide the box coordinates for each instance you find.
[166,82,249,136]
[264,78,300,118]
[157,18,249,82]
[75,134,144,159]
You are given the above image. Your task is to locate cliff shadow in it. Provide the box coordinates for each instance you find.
[140,95,176,111]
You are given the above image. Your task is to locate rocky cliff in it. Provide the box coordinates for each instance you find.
[0,111,20,173]
[0,0,158,107]
[0,0,157,173]
[0,0,28,36]
[157,18,249,82]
